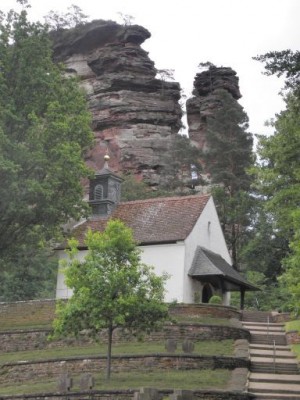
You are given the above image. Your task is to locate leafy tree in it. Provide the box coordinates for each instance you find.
[254,94,300,239]
[239,203,288,282]
[121,174,152,201]
[279,211,300,316]
[253,50,300,314]
[160,134,203,194]
[230,270,289,311]
[53,219,169,380]
[202,88,254,267]
[121,173,172,201]
[0,2,94,299]
[0,248,57,301]
[254,96,300,313]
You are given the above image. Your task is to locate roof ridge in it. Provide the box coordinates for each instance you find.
[120,193,211,206]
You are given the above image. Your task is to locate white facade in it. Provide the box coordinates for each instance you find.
[56,197,232,305]
[183,196,231,305]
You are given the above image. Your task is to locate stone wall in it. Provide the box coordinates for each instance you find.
[0,300,240,330]
[272,312,291,323]
[169,304,241,319]
[0,390,253,400]
[286,330,300,344]
[0,324,249,353]
[0,299,56,328]
[1,355,249,385]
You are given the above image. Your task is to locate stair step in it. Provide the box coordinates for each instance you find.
[251,369,300,375]
[251,359,298,366]
[250,344,290,350]
[251,367,299,373]
[242,322,285,332]
[242,312,274,323]
[245,310,300,398]
[250,349,296,358]
[243,321,285,327]
[250,330,286,335]
[253,396,300,399]
[250,373,300,384]
[250,364,299,375]
[250,335,287,345]
[248,328,284,333]
[249,381,300,394]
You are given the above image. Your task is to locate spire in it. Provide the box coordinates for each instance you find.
[103,149,110,169]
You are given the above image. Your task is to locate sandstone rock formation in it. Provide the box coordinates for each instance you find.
[186,66,241,150]
[51,20,182,187]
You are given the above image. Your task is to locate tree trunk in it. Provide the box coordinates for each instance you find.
[106,324,113,380]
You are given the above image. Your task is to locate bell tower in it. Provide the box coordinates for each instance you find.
[88,154,123,217]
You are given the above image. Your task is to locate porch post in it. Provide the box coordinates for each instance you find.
[240,288,245,310]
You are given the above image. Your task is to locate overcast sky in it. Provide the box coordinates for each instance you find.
[2,0,299,139]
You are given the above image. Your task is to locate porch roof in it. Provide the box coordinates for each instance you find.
[188,247,258,292]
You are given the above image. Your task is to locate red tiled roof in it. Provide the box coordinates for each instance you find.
[63,194,211,248]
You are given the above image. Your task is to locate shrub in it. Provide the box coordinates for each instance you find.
[209,295,222,305]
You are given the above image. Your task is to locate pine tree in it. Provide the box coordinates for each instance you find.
[202,88,254,268]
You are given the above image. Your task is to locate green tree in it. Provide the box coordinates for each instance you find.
[230,270,288,311]
[253,50,300,313]
[253,50,300,94]
[202,88,254,267]
[0,247,57,301]
[0,2,94,299]
[254,95,300,239]
[44,4,89,30]
[279,212,300,316]
[239,203,288,282]
[160,134,203,194]
[53,219,169,380]
[254,96,300,313]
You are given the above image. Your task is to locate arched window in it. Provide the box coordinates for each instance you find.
[94,184,103,200]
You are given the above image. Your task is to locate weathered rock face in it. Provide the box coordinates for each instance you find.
[187,67,241,149]
[52,20,182,186]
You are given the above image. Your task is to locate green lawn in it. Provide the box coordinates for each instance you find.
[1,339,234,364]
[172,315,233,326]
[0,314,235,332]
[0,369,231,395]
[0,316,236,396]
[0,322,52,332]
[285,319,300,332]
[285,320,300,359]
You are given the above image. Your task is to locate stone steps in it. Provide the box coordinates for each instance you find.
[250,373,300,383]
[248,381,300,395]
[250,348,296,358]
[242,310,300,398]
[250,343,290,351]
[244,324,285,332]
[242,311,274,323]
[243,321,285,327]
[250,334,287,346]
[254,396,300,399]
